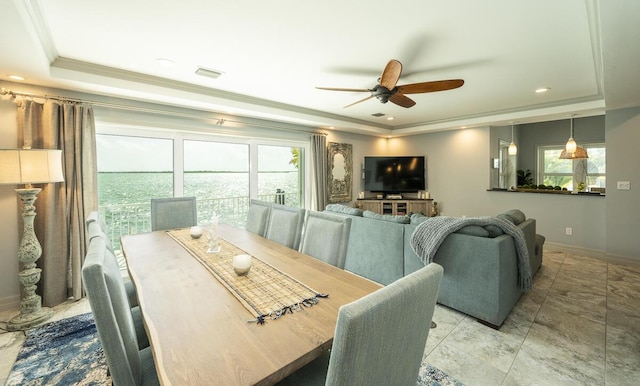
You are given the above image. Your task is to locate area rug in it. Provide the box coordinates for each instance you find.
[6,312,463,386]
[5,313,109,386]
[417,360,466,386]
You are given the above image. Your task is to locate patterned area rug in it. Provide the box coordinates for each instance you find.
[6,313,109,386]
[6,313,462,386]
[417,360,466,386]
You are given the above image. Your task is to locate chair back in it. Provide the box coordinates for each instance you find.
[82,237,144,385]
[150,197,197,231]
[87,219,115,253]
[299,211,351,268]
[325,263,444,386]
[265,204,306,250]
[245,199,272,236]
[86,210,107,232]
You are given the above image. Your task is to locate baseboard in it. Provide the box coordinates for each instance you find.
[544,242,640,266]
[0,295,20,313]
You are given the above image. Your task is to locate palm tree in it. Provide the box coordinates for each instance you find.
[289,147,299,169]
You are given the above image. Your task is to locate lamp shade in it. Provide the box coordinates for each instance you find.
[0,149,64,184]
[559,146,589,160]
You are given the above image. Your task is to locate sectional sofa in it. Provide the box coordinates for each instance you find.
[324,204,544,327]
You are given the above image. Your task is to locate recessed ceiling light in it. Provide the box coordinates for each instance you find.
[386,116,395,121]
[8,75,25,81]
[535,87,550,93]
[155,58,175,67]
[371,113,385,118]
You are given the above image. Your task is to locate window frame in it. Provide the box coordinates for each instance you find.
[536,142,606,191]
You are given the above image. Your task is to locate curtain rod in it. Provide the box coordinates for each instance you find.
[0,87,325,136]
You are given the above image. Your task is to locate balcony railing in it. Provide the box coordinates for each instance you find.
[100,192,299,259]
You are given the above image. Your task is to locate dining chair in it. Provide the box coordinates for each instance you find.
[86,221,149,350]
[298,211,351,269]
[150,196,197,231]
[245,199,272,236]
[277,262,444,386]
[86,212,138,307]
[265,204,306,250]
[82,237,159,385]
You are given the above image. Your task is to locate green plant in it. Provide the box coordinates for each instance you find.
[517,169,533,186]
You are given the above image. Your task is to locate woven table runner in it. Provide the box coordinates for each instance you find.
[167,228,327,324]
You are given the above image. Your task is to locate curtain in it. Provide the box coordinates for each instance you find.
[310,134,328,211]
[16,99,97,306]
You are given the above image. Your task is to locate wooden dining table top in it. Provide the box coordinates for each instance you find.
[121,223,382,386]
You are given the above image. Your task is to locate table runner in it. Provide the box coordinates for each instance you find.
[167,228,327,324]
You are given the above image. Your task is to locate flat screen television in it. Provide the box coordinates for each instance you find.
[364,156,426,193]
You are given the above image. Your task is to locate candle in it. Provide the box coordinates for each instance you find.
[233,254,252,276]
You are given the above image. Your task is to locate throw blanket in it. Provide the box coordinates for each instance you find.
[411,216,532,291]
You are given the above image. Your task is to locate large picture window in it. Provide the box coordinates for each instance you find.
[538,143,606,191]
[95,127,307,255]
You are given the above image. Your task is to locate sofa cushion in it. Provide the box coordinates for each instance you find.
[484,224,505,238]
[456,225,490,237]
[497,209,526,225]
[410,213,429,225]
[363,211,410,224]
[325,204,363,217]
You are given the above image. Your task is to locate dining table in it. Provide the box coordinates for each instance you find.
[121,223,382,386]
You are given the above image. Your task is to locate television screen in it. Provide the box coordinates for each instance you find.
[364,156,425,193]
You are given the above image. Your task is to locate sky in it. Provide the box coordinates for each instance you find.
[96,134,297,172]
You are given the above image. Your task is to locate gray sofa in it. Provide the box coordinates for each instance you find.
[324,204,544,327]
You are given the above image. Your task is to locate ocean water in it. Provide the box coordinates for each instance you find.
[98,171,300,249]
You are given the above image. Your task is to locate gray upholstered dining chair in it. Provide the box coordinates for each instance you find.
[298,211,351,269]
[82,237,159,385]
[265,204,306,250]
[277,262,444,386]
[86,220,149,350]
[245,199,272,236]
[86,212,138,307]
[150,196,197,231]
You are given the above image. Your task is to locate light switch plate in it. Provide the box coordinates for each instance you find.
[617,181,630,190]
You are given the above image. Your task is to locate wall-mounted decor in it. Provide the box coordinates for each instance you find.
[327,142,352,203]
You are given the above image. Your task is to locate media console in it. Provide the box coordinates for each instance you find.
[356,198,434,217]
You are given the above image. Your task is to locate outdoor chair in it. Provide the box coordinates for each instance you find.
[277,263,444,385]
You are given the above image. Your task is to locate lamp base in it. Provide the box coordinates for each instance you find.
[7,306,53,331]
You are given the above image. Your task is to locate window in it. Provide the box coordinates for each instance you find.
[538,143,606,191]
[95,127,308,254]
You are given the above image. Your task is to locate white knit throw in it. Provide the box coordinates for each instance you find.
[410,216,532,291]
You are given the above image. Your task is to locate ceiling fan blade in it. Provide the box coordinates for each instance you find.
[344,95,375,108]
[379,59,402,90]
[389,93,416,108]
[396,79,464,94]
[316,87,370,92]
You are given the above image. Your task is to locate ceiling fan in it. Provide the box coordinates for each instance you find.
[316,59,464,108]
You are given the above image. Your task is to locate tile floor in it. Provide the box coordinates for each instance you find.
[424,249,640,386]
[1,249,639,385]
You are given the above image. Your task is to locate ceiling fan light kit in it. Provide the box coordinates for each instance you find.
[317,59,464,109]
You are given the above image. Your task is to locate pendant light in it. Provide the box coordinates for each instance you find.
[559,115,588,159]
[565,115,577,153]
[508,122,518,155]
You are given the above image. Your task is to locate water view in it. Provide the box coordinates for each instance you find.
[98,171,300,251]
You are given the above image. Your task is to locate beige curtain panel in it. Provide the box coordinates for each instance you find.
[16,99,98,306]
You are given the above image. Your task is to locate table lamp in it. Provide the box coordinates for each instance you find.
[0,147,64,331]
